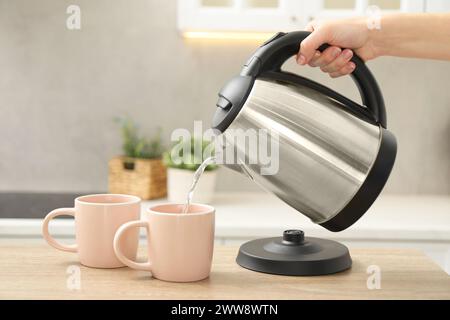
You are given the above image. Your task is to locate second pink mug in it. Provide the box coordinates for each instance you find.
[114,203,215,282]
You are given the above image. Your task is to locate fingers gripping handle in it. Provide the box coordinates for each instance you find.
[113,220,152,272]
[42,208,77,252]
[242,31,387,128]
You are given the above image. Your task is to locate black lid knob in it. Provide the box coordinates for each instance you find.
[283,230,304,244]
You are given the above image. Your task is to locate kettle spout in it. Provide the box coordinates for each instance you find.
[220,161,254,181]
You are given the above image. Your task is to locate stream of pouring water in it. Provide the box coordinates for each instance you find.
[182,156,217,213]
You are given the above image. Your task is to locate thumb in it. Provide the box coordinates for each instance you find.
[299,28,329,64]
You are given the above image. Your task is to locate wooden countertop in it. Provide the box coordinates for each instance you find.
[1,244,449,300]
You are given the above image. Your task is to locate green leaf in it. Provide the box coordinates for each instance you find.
[115,117,164,159]
[163,136,218,171]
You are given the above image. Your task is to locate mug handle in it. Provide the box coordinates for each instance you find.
[42,208,77,252]
[113,220,152,272]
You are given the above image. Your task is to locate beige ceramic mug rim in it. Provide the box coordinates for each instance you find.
[147,203,215,217]
[75,194,141,206]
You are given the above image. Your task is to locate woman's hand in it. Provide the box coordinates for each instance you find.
[297,17,378,78]
[296,13,450,77]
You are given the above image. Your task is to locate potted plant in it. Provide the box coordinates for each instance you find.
[109,117,166,200]
[163,137,218,204]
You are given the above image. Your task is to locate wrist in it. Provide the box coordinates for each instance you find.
[368,13,418,58]
[366,15,386,59]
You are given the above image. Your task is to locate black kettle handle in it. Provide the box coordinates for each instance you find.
[241,31,387,128]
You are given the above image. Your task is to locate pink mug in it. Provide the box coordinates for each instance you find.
[114,203,215,282]
[42,194,141,268]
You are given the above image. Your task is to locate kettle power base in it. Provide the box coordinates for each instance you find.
[236,230,352,276]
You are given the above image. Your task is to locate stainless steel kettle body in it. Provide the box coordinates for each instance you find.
[212,32,397,232]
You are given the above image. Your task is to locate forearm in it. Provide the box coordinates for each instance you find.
[371,13,450,60]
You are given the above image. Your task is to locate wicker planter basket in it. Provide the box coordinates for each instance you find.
[108,156,167,200]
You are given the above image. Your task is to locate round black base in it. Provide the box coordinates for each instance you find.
[236,230,352,276]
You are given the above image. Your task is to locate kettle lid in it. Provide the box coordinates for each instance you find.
[212,75,254,133]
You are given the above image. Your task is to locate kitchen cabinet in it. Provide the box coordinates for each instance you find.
[425,0,450,12]
[177,0,449,36]
[177,0,304,33]
[308,0,425,20]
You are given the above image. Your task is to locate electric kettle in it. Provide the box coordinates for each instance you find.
[213,31,397,233]
[212,31,397,275]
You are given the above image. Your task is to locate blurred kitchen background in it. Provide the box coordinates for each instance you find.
[0,1,449,272]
